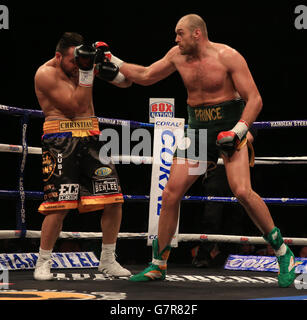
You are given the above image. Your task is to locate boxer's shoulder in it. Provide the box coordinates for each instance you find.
[165,45,184,65]
[165,45,181,59]
[35,59,64,90]
[213,43,245,68]
[35,60,56,82]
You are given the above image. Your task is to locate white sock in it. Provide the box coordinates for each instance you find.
[101,243,116,262]
[152,258,167,267]
[274,243,287,257]
[39,247,52,260]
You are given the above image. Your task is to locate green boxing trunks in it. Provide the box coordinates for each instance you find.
[174,98,246,169]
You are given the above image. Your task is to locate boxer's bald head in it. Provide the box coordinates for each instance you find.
[177,14,208,39]
[175,14,208,55]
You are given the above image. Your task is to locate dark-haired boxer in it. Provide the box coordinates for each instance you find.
[103,15,296,287]
[33,32,132,280]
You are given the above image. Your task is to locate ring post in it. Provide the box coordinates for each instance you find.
[16,113,29,238]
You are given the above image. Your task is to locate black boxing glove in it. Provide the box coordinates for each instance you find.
[95,61,125,83]
[74,44,97,87]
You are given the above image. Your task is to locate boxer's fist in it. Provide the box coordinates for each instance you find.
[216,130,239,152]
[93,41,124,67]
[93,41,112,63]
[74,44,97,71]
[216,119,249,156]
[95,61,119,81]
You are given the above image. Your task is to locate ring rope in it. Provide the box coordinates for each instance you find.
[1,143,307,165]
[1,104,307,129]
[1,104,307,245]
[1,189,307,205]
[0,230,306,246]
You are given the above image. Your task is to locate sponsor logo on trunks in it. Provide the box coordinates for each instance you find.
[93,178,119,195]
[295,5,307,29]
[57,153,63,176]
[58,184,79,201]
[44,184,55,192]
[194,106,223,122]
[42,151,56,182]
[59,119,94,131]
[95,167,112,177]
[43,183,58,201]
[42,204,67,210]
[0,5,9,30]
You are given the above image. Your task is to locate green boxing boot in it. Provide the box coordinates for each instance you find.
[264,227,296,288]
[129,239,171,282]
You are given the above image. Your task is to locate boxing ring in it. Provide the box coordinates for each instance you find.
[1,104,307,301]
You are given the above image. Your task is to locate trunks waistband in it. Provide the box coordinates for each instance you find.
[43,117,100,135]
[187,98,245,128]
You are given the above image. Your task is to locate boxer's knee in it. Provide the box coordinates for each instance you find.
[232,185,253,204]
[44,210,68,221]
[103,203,122,216]
[162,186,181,206]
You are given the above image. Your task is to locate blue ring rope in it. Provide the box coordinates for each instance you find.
[0,190,306,205]
[1,104,307,129]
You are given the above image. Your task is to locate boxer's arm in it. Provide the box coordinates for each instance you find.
[35,66,92,113]
[120,47,177,86]
[110,76,132,88]
[95,61,132,88]
[221,47,263,126]
[216,47,262,154]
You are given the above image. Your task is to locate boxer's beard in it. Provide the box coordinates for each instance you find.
[60,60,78,79]
[180,43,197,56]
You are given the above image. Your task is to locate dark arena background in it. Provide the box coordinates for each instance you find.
[0,0,307,311]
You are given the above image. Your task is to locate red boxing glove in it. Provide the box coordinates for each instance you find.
[93,41,124,67]
[216,119,249,156]
[94,41,112,62]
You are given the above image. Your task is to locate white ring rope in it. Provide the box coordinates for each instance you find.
[0,230,306,245]
[1,143,307,165]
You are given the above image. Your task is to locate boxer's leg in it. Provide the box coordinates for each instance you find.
[223,146,296,287]
[130,158,201,282]
[98,203,131,277]
[34,210,68,281]
[78,132,130,277]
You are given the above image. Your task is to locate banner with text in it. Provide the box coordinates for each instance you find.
[147,117,185,247]
[0,252,99,270]
[149,98,175,123]
[225,254,307,273]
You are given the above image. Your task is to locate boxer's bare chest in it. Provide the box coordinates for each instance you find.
[175,55,229,93]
